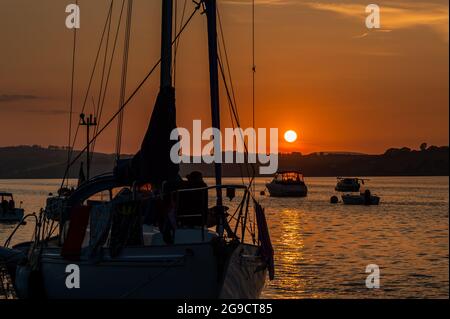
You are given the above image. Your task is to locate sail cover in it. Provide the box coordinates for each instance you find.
[115,86,179,186]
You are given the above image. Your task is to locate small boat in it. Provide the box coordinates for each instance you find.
[266,171,308,197]
[342,190,380,205]
[335,177,365,192]
[0,192,24,223]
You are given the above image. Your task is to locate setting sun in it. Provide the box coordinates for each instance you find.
[284,130,298,143]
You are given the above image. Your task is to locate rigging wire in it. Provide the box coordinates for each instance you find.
[216,6,256,186]
[65,1,114,179]
[92,0,114,158]
[90,0,127,159]
[66,0,78,187]
[216,2,259,241]
[251,0,257,241]
[95,1,114,122]
[60,5,201,188]
[217,8,245,177]
[217,41,258,241]
[116,0,134,160]
[173,0,188,87]
[252,0,256,131]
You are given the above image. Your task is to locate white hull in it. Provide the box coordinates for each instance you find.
[342,194,380,205]
[0,209,24,223]
[18,243,266,299]
[266,183,308,197]
[335,183,360,192]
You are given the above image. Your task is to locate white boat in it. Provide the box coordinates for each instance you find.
[0,192,24,223]
[3,0,274,299]
[335,177,365,192]
[10,180,271,299]
[266,171,308,197]
[342,190,380,205]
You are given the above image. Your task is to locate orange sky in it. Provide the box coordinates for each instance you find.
[0,0,448,155]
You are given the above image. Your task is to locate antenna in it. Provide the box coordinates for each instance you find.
[79,113,98,180]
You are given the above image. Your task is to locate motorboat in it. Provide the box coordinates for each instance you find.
[0,192,24,223]
[342,190,380,205]
[335,177,365,192]
[266,171,308,197]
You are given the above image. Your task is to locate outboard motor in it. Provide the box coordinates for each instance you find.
[364,189,372,205]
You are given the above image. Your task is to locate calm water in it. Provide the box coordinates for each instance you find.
[1,177,448,299]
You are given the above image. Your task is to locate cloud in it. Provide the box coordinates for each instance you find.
[304,2,449,41]
[0,94,69,115]
[17,108,70,115]
[0,94,41,103]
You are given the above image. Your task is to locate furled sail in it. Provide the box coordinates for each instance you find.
[115,86,179,186]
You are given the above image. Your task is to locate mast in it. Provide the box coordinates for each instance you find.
[160,0,173,88]
[205,0,223,207]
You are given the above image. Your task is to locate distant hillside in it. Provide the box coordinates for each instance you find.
[0,145,448,179]
[0,145,120,179]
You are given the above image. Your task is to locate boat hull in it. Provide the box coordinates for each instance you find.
[266,183,308,197]
[0,209,24,223]
[16,243,266,299]
[342,194,380,205]
[335,184,360,192]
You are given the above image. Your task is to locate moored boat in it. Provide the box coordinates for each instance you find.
[335,177,365,192]
[0,192,24,223]
[342,190,380,205]
[266,171,308,197]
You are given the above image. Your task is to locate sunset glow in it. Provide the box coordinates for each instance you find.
[0,1,448,155]
[284,130,298,143]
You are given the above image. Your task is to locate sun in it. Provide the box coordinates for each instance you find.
[284,130,298,143]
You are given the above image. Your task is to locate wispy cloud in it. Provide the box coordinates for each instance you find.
[0,94,41,103]
[0,94,68,115]
[0,105,70,115]
[304,2,449,41]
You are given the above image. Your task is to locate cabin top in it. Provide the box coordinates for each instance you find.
[275,171,304,182]
[0,192,13,197]
[337,177,365,182]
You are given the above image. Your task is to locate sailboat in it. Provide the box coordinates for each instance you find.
[1,0,274,299]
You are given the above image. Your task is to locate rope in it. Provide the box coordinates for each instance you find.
[59,5,201,188]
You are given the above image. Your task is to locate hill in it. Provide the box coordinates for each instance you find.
[0,145,448,179]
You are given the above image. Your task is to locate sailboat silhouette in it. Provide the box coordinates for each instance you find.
[3,0,274,299]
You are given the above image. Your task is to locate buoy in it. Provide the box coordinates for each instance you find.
[330,195,339,204]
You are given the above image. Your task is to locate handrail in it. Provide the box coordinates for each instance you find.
[171,183,251,243]
[3,213,38,248]
[172,184,248,194]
